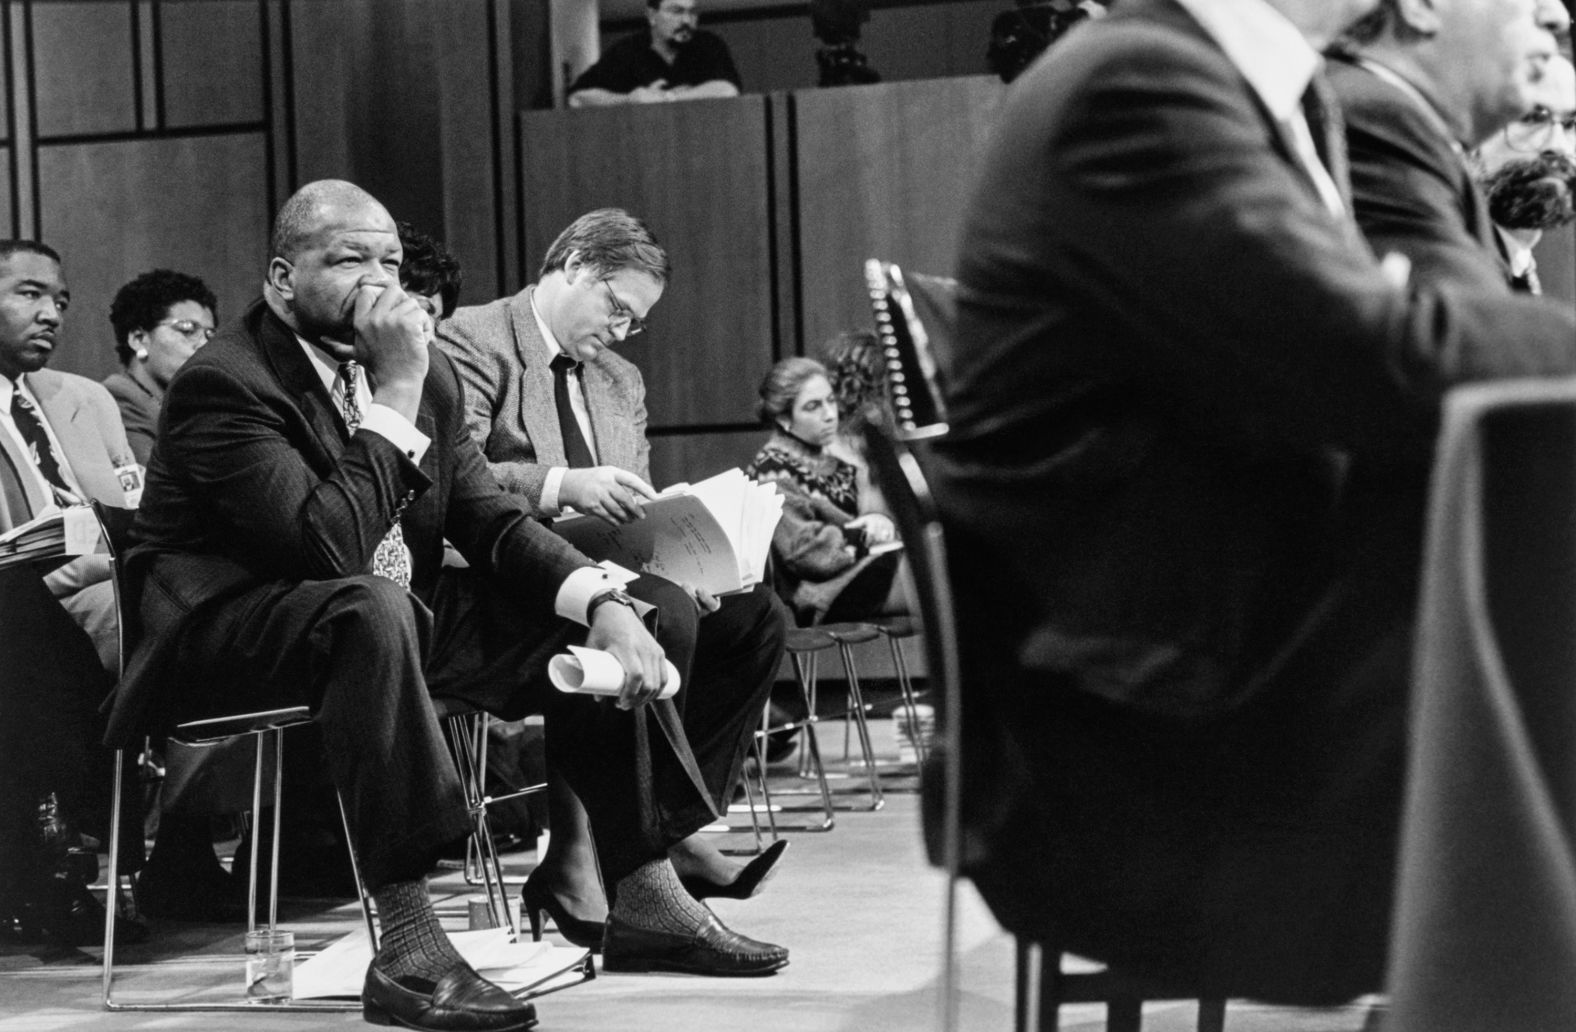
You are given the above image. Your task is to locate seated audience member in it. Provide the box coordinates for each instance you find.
[438,208,790,951]
[932,0,1576,1004]
[1474,53,1576,292]
[568,0,741,107]
[746,356,906,626]
[1332,0,1574,293]
[0,239,148,946]
[108,180,786,1031]
[103,270,218,465]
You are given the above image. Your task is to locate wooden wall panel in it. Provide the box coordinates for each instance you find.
[518,97,775,427]
[793,75,1002,356]
[0,146,13,237]
[160,0,265,128]
[863,1,997,84]
[36,133,270,382]
[649,429,764,491]
[31,1,137,138]
[434,0,507,301]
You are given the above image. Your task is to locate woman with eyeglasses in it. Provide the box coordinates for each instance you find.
[102,268,218,467]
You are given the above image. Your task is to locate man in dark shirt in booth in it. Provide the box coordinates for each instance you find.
[568,0,741,107]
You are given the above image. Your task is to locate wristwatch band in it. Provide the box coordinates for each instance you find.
[587,586,638,620]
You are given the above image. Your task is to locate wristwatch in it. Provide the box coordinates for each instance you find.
[587,587,638,620]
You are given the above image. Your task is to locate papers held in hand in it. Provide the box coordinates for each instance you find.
[549,644,681,700]
[0,505,102,569]
[552,468,784,597]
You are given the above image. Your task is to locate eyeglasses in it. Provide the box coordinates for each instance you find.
[155,319,215,342]
[598,278,646,337]
[1505,105,1576,152]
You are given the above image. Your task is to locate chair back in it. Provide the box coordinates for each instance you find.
[864,259,951,440]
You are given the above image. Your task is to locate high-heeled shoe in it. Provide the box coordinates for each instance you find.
[519,874,606,952]
[678,840,789,901]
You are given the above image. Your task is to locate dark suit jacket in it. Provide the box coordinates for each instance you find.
[1331,55,1510,293]
[938,0,1576,722]
[440,285,651,510]
[107,299,594,744]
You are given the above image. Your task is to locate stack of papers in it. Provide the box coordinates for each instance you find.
[554,468,784,597]
[0,505,100,570]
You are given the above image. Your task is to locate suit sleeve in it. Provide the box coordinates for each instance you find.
[1338,72,1509,294]
[439,315,553,513]
[158,359,432,582]
[986,30,1576,464]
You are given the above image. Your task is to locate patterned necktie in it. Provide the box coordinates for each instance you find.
[10,390,74,501]
[1523,259,1543,297]
[550,353,595,468]
[338,361,412,589]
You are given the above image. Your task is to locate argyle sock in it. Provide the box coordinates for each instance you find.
[610,857,712,934]
[371,878,466,983]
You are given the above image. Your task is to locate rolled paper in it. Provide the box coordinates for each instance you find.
[548,644,680,699]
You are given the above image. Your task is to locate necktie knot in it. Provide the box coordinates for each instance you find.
[550,353,579,376]
[338,362,363,433]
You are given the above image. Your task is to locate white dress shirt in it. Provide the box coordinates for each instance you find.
[529,296,599,516]
[1174,0,1346,216]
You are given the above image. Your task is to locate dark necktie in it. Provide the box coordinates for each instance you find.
[337,361,412,589]
[10,390,71,497]
[1301,72,1352,213]
[550,353,595,469]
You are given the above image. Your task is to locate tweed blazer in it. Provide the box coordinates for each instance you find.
[440,285,651,514]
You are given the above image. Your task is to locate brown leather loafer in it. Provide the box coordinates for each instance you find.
[362,959,538,1031]
[601,913,789,976]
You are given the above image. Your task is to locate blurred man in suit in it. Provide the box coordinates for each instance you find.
[1334,0,1572,292]
[933,0,1576,1003]
[440,208,789,941]
[112,180,786,1031]
[0,239,148,945]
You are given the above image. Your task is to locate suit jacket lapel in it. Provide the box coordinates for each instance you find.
[580,360,623,469]
[511,286,568,466]
[254,303,345,468]
[28,370,125,503]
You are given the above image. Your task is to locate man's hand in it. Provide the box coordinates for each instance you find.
[683,583,722,616]
[845,513,897,545]
[352,281,431,422]
[629,81,671,103]
[586,602,668,710]
[561,466,659,524]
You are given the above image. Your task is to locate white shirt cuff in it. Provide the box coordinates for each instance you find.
[555,562,653,626]
[360,403,430,464]
[540,466,568,516]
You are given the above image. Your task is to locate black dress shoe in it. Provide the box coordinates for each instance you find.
[25,878,150,948]
[601,913,789,976]
[362,958,538,1031]
[520,874,605,952]
[679,839,789,901]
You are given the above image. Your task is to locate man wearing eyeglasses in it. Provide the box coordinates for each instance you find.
[567,0,741,107]
[103,269,217,466]
[1331,0,1570,292]
[1471,53,1576,292]
[439,208,791,952]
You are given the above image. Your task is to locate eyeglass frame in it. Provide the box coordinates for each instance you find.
[1504,104,1576,152]
[153,318,216,342]
[597,278,647,337]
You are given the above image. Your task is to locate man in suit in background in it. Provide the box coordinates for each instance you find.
[933,0,1576,1003]
[0,239,148,944]
[1333,0,1572,292]
[1473,52,1576,290]
[113,180,786,1031]
[440,207,789,938]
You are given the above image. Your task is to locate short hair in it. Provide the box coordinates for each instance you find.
[757,356,830,426]
[1335,0,1423,51]
[822,330,885,434]
[109,269,219,364]
[270,179,378,261]
[538,208,671,285]
[0,240,62,268]
[397,222,464,319]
